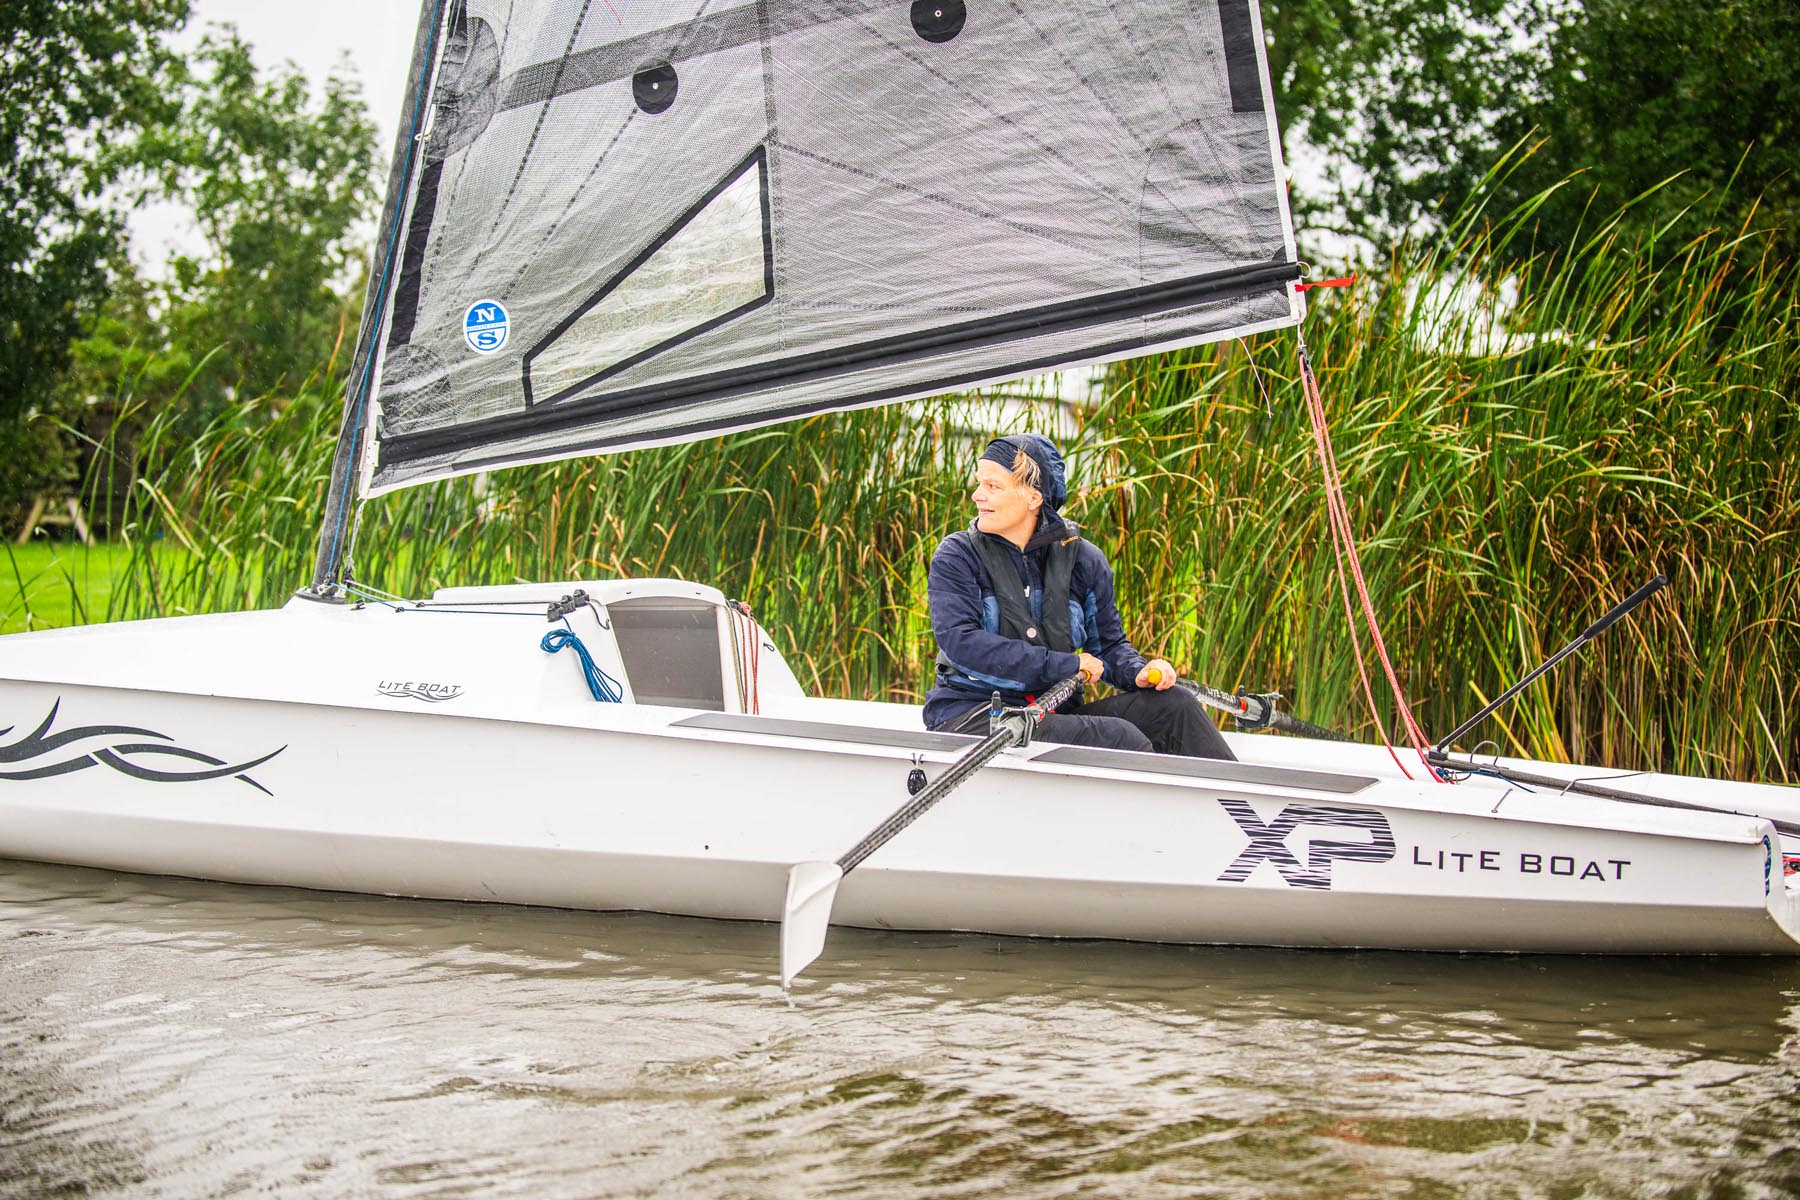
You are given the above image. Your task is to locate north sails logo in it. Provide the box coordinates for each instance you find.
[377,681,463,702]
[0,700,284,795]
[1217,798,1396,890]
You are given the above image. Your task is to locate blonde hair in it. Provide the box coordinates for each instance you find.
[1009,448,1042,493]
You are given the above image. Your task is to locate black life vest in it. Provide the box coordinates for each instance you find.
[938,520,1083,666]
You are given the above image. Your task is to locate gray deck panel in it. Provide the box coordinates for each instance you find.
[672,713,1376,793]
[670,712,977,752]
[1030,745,1377,794]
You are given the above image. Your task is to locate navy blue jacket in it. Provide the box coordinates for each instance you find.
[923,512,1149,729]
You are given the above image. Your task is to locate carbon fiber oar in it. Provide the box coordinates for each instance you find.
[1176,678,1352,742]
[779,675,1083,989]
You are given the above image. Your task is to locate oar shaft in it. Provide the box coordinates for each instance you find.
[837,726,1010,873]
[836,675,1081,874]
[1180,679,1351,742]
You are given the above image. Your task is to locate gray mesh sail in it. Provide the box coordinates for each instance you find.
[351,0,1303,496]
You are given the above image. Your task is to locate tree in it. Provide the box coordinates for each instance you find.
[0,0,189,443]
[11,23,380,527]
[1264,0,1566,242]
[1266,0,1798,261]
[1494,0,1799,260]
[129,29,379,414]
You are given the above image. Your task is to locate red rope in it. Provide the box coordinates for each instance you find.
[733,602,763,715]
[1296,335,1444,782]
[1295,272,1359,293]
[747,611,761,714]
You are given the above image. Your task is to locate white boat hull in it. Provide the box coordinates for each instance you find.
[3,580,1797,959]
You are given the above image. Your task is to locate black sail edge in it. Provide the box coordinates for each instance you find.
[311,0,456,591]
[380,259,1301,470]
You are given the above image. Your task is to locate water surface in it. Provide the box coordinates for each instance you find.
[4,859,1798,1198]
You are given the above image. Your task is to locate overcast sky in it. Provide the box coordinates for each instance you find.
[131,0,419,273]
[195,0,416,138]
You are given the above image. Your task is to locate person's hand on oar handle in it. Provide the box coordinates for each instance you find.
[1077,653,1105,685]
[1136,659,1176,691]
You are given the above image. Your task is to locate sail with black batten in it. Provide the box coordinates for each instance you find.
[329,0,1302,515]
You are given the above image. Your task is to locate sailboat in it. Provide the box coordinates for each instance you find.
[3,0,1797,968]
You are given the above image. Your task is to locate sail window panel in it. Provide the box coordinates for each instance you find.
[524,156,770,407]
[374,35,770,432]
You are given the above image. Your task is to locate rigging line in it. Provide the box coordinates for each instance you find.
[1308,350,1435,766]
[1297,337,1410,777]
[1297,331,1443,781]
[746,607,762,714]
[727,599,746,708]
[1465,766,1537,792]
[343,579,410,603]
[389,606,546,618]
[1560,769,1652,793]
[1311,360,1432,759]
[341,584,407,611]
[542,624,624,702]
[1236,336,1274,422]
[344,499,369,585]
[340,584,544,617]
[323,0,451,587]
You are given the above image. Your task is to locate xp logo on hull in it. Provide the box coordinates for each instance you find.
[1217,798,1396,890]
[463,299,509,354]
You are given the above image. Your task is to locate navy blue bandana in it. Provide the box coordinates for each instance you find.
[978,434,1068,512]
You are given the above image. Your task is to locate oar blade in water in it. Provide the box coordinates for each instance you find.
[779,860,844,989]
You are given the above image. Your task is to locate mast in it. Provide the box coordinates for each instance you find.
[309,0,453,593]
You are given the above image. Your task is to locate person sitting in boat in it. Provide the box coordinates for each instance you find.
[923,433,1235,760]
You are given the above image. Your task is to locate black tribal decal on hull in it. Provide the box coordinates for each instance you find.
[0,700,284,795]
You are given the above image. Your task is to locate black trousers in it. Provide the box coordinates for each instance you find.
[943,687,1236,760]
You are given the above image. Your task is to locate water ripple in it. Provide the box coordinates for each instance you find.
[3,859,1800,1198]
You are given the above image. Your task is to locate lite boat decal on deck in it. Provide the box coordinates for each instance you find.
[377,681,465,702]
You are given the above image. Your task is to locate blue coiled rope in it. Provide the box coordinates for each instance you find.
[541,629,624,702]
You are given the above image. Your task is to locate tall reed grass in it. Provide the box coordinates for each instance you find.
[31,199,1798,783]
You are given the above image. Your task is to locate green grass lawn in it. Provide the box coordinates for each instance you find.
[0,541,134,634]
